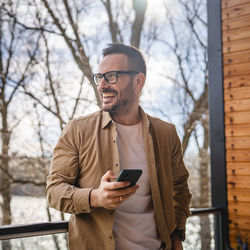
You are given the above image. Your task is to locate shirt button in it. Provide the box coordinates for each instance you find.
[113,140,116,143]
[115,163,119,167]
[109,235,113,240]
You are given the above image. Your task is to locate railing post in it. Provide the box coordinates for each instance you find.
[207,0,229,249]
[215,212,223,250]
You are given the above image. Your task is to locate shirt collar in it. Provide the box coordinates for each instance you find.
[139,106,150,130]
[101,106,150,129]
[102,111,113,129]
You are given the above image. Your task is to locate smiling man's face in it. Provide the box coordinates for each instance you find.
[97,53,137,115]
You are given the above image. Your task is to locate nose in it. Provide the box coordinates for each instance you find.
[98,76,109,91]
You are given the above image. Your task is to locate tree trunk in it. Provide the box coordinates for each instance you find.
[182,84,208,154]
[1,106,12,250]
[46,206,61,250]
[2,240,11,250]
[199,149,211,250]
[199,118,211,250]
[131,0,147,48]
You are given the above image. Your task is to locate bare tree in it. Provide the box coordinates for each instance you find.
[14,0,148,116]
[1,0,149,223]
[33,103,61,250]
[2,2,149,249]
[0,1,41,249]
[100,0,147,48]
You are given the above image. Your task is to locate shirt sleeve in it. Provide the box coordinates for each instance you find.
[171,126,192,238]
[45,120,92,215]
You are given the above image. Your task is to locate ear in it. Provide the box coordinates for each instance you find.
[133,73,145,95]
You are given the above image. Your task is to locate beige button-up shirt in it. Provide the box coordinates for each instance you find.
[46,107,191,250]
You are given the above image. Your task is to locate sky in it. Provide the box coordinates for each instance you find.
[2,0,207,159]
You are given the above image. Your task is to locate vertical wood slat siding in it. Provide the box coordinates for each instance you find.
[222,0,250,248]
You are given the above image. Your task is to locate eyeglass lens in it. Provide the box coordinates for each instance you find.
[94,71,117,85]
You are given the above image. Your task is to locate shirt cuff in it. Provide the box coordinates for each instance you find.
[73,188,93,214]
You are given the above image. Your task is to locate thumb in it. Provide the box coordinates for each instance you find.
[101,170,116,182]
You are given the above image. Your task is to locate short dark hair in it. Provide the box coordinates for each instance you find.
[103,43,146,76]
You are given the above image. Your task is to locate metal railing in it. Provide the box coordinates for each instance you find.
[0,221,68,240]
[0,207,224,241]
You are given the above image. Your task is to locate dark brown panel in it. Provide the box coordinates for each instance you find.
[226,149,250,162]
[223,37,250,53]
[229,215,250,230]
[226,136,250,149]
[223,50,250,65]
[223,26,250,42]
[223,0,250,9]
[229,201,250,216]
[222,2,250,20]
[224,62,250,77]
[224,86,250,100]
[225,99,250,112]
[223,15,250,31]
[227,188,250,202]
[227,175,250,189]
[224,74,250,88]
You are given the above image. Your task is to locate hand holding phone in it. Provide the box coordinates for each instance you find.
[116,169,142,187]
[90,170,141,210]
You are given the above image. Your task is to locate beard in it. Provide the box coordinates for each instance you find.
[101,79,136,115]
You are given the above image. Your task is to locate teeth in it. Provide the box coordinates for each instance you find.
[103,93,115,98]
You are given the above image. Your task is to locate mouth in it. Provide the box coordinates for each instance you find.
[102,92,116,102]
[102,92,116,98]
[101,91,117,105]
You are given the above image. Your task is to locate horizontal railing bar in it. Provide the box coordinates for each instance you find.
[190,206,224,216]
[0,222,68,240]
[0,229,68,240]
[0,207,224,240]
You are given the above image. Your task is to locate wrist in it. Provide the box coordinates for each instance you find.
[89,188,98,208]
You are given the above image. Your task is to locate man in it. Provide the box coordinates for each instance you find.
[46,43,191,250]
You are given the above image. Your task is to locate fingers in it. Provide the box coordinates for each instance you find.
[118,184,139,197]
[108,180,131,190]
[112,185,139,201]
[106,184,139,198]
[95,171,139,210]
[103,185,137,200]
[102,171,130,190]
[101,184,139,210]
[101,170,116,182]
[117,188,137,202]
[105,189,137,209]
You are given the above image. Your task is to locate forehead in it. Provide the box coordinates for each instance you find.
[99,53,129,73]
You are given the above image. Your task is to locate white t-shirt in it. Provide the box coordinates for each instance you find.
[113,122,161,250]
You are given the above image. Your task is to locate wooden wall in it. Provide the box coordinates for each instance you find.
[222,0,250,248]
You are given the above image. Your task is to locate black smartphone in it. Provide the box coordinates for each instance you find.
[116,169,142,187]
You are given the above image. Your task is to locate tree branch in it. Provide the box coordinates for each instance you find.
[6,32,41,105]
[182,82,208,154]
[42,31,64,130]
[100,0,121,43]
[1,6,63,37]
[41,0,101,107]
[130,0,147,48]
[70,75,84,120]
[22,89,66,125]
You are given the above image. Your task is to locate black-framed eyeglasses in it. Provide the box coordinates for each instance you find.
[92,70,139,86]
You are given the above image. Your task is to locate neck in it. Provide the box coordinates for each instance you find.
[111,106,141,125]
